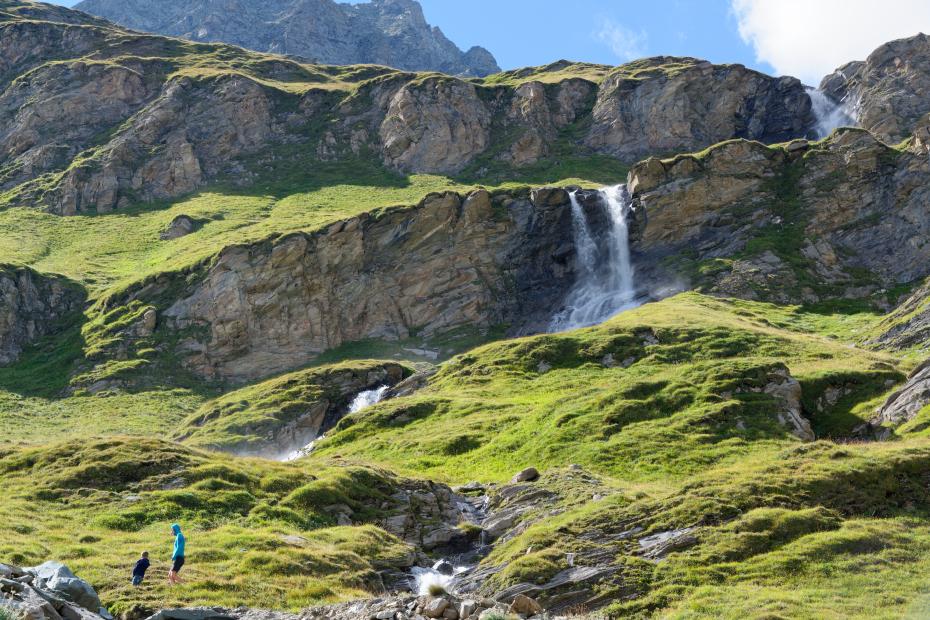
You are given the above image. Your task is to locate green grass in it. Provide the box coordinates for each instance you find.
[0,437,420,615]
[0,164,622,294]
[308,293,902,484]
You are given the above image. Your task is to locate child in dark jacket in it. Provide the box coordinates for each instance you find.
[132,551,150,586]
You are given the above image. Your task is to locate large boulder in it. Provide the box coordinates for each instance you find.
[26,561,101,614]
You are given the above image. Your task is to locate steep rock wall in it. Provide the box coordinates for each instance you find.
[97,188,577,383]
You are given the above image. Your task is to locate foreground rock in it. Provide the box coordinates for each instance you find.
[0,561,109,620]
[301,593,551,620]
[0,265,85,366]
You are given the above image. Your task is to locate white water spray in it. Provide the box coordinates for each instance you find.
[282,385,390,461]
[348,385,390,413]
[549,184,639,331]
[807,87,856,138]
[410,560,468,595]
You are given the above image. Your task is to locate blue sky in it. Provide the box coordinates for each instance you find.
[415,0,770,74]
[54,0,930,84]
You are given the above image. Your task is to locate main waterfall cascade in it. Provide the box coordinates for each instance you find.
[807,87,857,138]
[549,184,640,332]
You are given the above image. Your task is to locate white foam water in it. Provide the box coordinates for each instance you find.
[807,87,856,138]
[348,385,390,413]
[282,385,390,461]
[549,184,638,331]
[410,560,468,595]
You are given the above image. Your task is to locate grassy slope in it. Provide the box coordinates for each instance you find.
[1,8,928,614]
[1,286,929,618]
[309,293,902,483]
[0,437,419,615]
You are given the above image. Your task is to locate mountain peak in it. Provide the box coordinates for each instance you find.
[73,0,501,76]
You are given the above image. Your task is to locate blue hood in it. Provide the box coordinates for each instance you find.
[171,523,181,535]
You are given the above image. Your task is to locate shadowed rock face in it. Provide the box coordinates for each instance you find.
[821,33,930,144]
[625,129,930,305]
[96,188,577,383]
[73,0,500,77]
[0,265,85,366]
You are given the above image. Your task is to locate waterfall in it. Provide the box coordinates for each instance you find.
[549,184,638,332]
[807,87,856,139]
[348,385,390,413]
[282,385,389,461]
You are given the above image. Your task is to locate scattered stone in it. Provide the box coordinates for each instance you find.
[160,215,201,240]
[510,467,540,483]
[508,594,543,616]
[422,598,449,618]
[638,528,698,560]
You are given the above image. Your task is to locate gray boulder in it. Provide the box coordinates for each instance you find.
[26,562,101,613]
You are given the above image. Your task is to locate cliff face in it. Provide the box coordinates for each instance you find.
[95,188,576,383]
[0,265,85,366]
[821,33,930,144]
[625,129,930,305]
[585,58,811,160]
[73,0,501,77]
[0,3,815,214]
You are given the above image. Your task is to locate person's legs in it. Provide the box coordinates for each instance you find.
[169,556,185,584]
[132,575,142,586]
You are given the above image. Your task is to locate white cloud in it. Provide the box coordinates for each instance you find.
[731,0,930,85]
[596,18,648,62]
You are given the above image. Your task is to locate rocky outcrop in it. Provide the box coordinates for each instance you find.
[585,57,812,160]
[379,78,491,174]
[1,4,834,215]
[0,265,85,366]
[381,479,472,553]
[873,360,930,427]
[0,561,110,620]
[74,0,500,77]
[625,129,930,305]
[178,362,410,457]
[871,275,930,351]
[92,188,577,383]
[160,215,203,240]
[821,33,930,144]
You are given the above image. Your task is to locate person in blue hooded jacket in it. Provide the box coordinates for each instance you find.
[168,523,186,584]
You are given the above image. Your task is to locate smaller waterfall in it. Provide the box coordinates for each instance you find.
[348,385,390,413]
[549,184,639,331]
[807,87,856,138]
[282,385,389,461]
